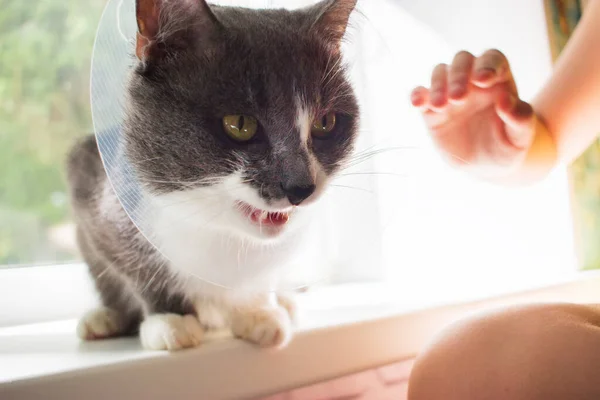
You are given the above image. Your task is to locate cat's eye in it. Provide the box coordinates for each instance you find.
[311,112,337,138]
[222,115,258,142]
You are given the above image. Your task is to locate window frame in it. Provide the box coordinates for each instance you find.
[2,269,600,399]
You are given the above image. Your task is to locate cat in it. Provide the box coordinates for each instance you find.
[67,0,359,351]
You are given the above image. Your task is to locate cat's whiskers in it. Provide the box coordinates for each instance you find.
[140,260,169,295]
[132,156,164,165]
[230,150,249,167]
[329,184,374,194]
[340,145,421,171]
[96,265,113,280]
[134,161,250,188]
[323,59,347,89]
[244,236,251,267]
[136,176,229,187]
[323,51,349,87]
[338,171,410,178]
[135,176,253,204]
[91,240,170,298]
[320,50,339,87]
[157,276,172,300]
[326,90,354,106]
[329,172,412,194]
[133,155,245,183]
[154,182,254,211]
[237,237,242,274]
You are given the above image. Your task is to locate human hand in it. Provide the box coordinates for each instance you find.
[411,49,537,179]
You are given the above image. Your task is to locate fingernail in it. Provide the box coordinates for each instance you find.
[430,92,445,107]
[475,68,495,81]
[410,91,422,104]
[449,83,466,99]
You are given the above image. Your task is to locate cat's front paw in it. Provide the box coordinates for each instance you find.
[77,307,125,340]
[139,314,204,351]
[231,306,292,349]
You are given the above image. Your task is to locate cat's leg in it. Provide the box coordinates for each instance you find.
[77,269,144,340]
[77,232,144,341]
[230,293,293,348]
[85,269,205,351]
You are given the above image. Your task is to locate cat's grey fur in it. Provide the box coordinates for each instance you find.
[68,0,359,350]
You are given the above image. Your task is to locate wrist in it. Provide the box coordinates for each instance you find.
[495,114,558,186]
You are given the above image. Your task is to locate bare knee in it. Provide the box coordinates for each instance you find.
[407,303,600,400]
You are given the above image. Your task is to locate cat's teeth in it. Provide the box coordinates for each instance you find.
[259,211,269,222]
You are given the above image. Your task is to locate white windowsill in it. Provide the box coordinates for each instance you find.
[3,270,600,400]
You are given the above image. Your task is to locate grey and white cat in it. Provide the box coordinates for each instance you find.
[68,0,359,351]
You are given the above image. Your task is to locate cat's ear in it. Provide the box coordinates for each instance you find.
[309,0,357,49]
[135,0,219,62]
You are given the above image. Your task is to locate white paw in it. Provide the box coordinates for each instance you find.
[139,314,204,351]
[77,307,123,340]
[232,307,292,349]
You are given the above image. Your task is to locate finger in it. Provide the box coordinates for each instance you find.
[429,63,449,109]
[448,51,475,101]
[410,86,430,109]
[495,92,535,149]
[472,49,512,88]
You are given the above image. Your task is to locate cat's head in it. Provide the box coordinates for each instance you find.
[124,0,359,241]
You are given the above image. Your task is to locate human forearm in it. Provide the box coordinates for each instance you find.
[532,0,600,167]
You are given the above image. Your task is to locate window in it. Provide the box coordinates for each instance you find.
[287,0,578,302]
[0,0,580,312]
[0,0,107,267]
[349,0,578,304]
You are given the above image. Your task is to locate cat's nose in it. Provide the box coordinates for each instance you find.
[281,183,316,206]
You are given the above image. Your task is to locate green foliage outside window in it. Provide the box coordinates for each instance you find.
[0,0,107,265]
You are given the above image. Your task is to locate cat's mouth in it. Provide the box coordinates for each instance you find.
[236,201,293,228]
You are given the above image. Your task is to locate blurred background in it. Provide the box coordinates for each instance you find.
[0,0,107,266]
